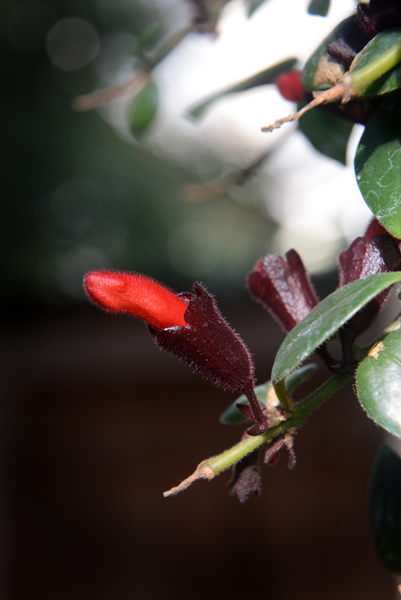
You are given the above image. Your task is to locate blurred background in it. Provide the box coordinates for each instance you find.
[2,0,398,598]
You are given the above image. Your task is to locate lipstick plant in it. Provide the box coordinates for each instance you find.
[81,0,401,580]
[84,224,401,498]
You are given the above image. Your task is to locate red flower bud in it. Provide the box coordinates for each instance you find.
[247,249,319,333]
[274,71,306,102]
[84,270,188,329]
[84,271,269,435]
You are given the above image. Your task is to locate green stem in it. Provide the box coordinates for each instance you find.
[207,371,351,475]
[350,40,401,94]
[164,371,352,496]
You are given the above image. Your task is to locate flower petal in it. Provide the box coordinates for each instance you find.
[84,270,188,329]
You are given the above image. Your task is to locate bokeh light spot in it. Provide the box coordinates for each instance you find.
[46,18,100,71]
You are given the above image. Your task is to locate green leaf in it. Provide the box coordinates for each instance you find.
[220,364,317,425]
[369,443,401,574]
[187,58,298,120]
[302,16,355,92]
[350,29,401,97]
[129,80,158,138]
[307,0,330,17]
[355,92,401,238]
[356,331,401,437]
[298,106,354,164]
[272,272,401,383]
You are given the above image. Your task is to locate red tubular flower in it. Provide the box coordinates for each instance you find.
[247,249,319,333]
[84,271,269,436]
[84,270,188,329]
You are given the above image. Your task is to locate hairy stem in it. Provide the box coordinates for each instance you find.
[209,372,350,475]
[164,371,351,496]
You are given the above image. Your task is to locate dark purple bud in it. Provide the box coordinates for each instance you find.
[247,249,319,333]
[149,282,254,393]
[338,234,401,287]
[338,234,401,336]
[149,283,270,436]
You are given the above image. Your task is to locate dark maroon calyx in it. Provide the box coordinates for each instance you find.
[149,283,255,393]
[247,249,319,334]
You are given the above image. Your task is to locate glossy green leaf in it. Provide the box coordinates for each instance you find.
[129,80,158,138]
[187,58,297,120]
[369,443,401,574]
[355,92,401,238]
[302,16,355,92]
[220,364,317,425]
[272,272,401,383]
[350,29,401,97]
[298,106,354,164]
[307,0,330,17]
[356,330,401,437]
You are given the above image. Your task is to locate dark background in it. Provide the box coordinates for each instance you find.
[2,0,398,598]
